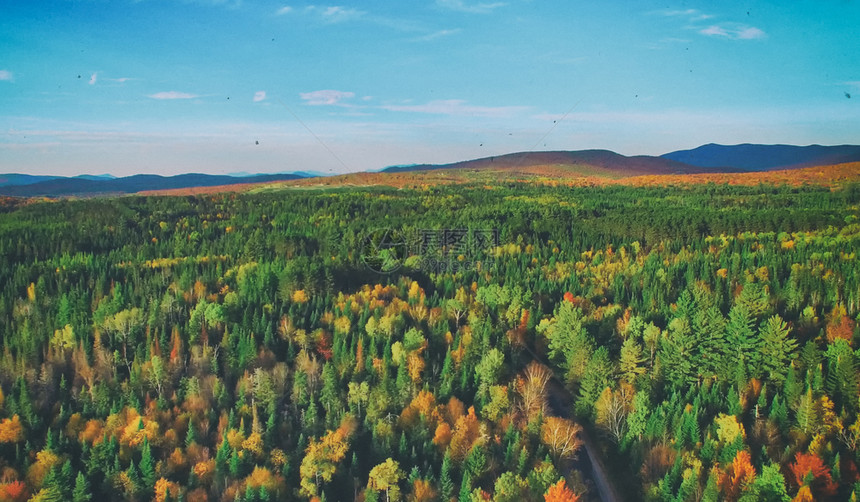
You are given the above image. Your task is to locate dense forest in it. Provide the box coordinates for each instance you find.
[0,181,859,501]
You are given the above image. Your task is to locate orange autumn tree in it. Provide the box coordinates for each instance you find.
[825,304,855,345]
[719,450,756,502]
[400,390,441,430]
[788,452,838,499]
[544,479,579,502]
[448,406,481,463]
[410,479,437,502]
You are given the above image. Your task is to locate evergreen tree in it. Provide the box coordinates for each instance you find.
[759,315,797,385]
[439,452,454,501]
[73,472,92,502]
[659,317,696,387]
[726,305,759,382]
[140,436,156,491]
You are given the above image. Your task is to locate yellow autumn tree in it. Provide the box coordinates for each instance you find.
[154,478,182,502]
[0,416,24,444]
[299,416,355,497]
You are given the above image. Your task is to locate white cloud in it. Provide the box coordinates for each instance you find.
[88,73,98,85]
[700,23,765,40]
[414,29,461,42]
[0,70,12,81]
[300,89,355,105]
[736,26,766,39]
[253,90,267,102]
[381,99,527,118]
[699,25,728,37]
[148,91,199,100]
[658,9,698,17]
[651,8,711,21]
[275,5,292,15]
[436,0,505,14]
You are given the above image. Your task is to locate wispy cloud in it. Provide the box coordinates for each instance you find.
[414,29,461,42]
[108,77,133,83]
[653,8,713,21]
[181,0,243,8]
[253,91,267,102]
[651,9,765,41]
[0,70,13,82]
[148,91,199,100]
[300,89,355,105]
[304,5,365,23]
[282,5,423,33]
[699,24,765,40]
[381,99,527,118]
[436,0,506,14]
[88,73,98,85]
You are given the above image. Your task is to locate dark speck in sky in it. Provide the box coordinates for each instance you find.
[845,92,852,99]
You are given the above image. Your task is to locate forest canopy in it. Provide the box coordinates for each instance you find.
[0,181,858,501]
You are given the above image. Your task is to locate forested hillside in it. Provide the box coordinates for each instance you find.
[0,181,859,501]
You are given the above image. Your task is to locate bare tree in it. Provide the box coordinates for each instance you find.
[516,361,550,424]
[541,416,583,460]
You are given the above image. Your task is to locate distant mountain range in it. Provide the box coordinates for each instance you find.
[0,172,305,197]
[0,173,115,187]
[3,144,859,197]
[661,144,860,171]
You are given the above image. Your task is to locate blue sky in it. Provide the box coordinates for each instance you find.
[1,0,858,176]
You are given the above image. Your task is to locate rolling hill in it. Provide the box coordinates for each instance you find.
[383,150,727,178]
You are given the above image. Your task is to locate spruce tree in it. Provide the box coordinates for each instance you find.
[73,472,92,502]
[439,452,454,501]
[140,436,156,491]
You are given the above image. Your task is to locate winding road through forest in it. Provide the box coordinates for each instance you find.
[522,346,623,502]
